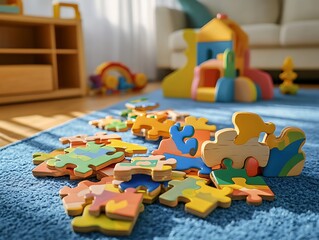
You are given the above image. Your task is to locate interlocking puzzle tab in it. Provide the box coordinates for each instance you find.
[170,123,198,156]
[114,155,176,182]
[106,139,147,157]
[159,177,232,218]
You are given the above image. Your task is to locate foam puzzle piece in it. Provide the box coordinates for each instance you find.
[182,116,216,132]
[96,164,116,179]
[59,177,114,216]
[202,128,270,169]
[115,174,168,196]
[220,177,275,205]
[211,159,267,188]
[170,123,198,156]
[72,204,140,236]
[53,142,125,178]
[159,177,232,218]
[106,139,147,157]
[114,155,176,182]
[32,149,64,165]
[131,115,175,141]
[232,112,275,145]
[263,127,306,176]
[163,153,211,177]
[89,116,130,132]
[125,98,159,111]
[85,188,143,221]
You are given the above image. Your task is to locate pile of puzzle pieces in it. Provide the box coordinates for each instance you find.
[32,98,306,236]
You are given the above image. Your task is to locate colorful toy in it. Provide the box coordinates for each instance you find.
[125,98,159,111]
[262,127,306,176]
[279,56,299,94]
[60,177,114,216]
[0,0,23,14]
[202,112,276,169]
[170,123,198,156]
[60,132,122,148]
[159,177,232,218]
[131,115,175,141]
[163,14,273,102]
[90,62,147,94]
[51,142,125,178]
[85,188,143,220]
[106,139,147,157]
[32,149,64,165]
[182,116,216,132]
[89,116,131,132]
[72,204,142,236]
[113,155,176,182]
[162,29,197,98]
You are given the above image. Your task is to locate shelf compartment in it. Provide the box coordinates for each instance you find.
[55,25,77,49]
[0,65,54,96]
[0,53,53,65]
[0,24,52,49]
[57,54,80,88]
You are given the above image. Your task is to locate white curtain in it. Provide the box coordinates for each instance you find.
[23,0,179,80]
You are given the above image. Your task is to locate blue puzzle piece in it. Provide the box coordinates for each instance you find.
[163,153,211,176]
[263,138,305,177]
[119,174,169,194]
[170,123,198,156]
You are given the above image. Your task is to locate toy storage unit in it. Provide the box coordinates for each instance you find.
[0,14,86,104]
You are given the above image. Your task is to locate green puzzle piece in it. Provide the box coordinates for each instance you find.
[159,177,202,204]
[211,158,267,186]
[32,149,64,165]
[53,142,124,177]
[106,121,128,131]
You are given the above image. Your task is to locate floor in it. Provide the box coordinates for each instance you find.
[0,82,161,147]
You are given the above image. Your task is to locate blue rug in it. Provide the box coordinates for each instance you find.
[1,88,319,240]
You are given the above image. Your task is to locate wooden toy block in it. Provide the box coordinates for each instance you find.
[232,112,275,145]
[125,98,159,111]
[262,127,306,176]
[106,139,147,157]
[53,142,125,178]
[211,158,267,188]
[85,188,143,221]
[159,177,232,218]
[131,115,175,141]
[72,204,141,236]
[89,116,130,132]
[202,128,270,169]
[170,123,198,156]
[220,177,275,205]
[114,174,168,197]
[182,116,216,132]
[113,155,176,182]
[32,149,64,165]
[59,177,114,216]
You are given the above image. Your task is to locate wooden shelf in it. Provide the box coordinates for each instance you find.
[0,48,53,54]
[55,49,78,54]
[0,14,86,104]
